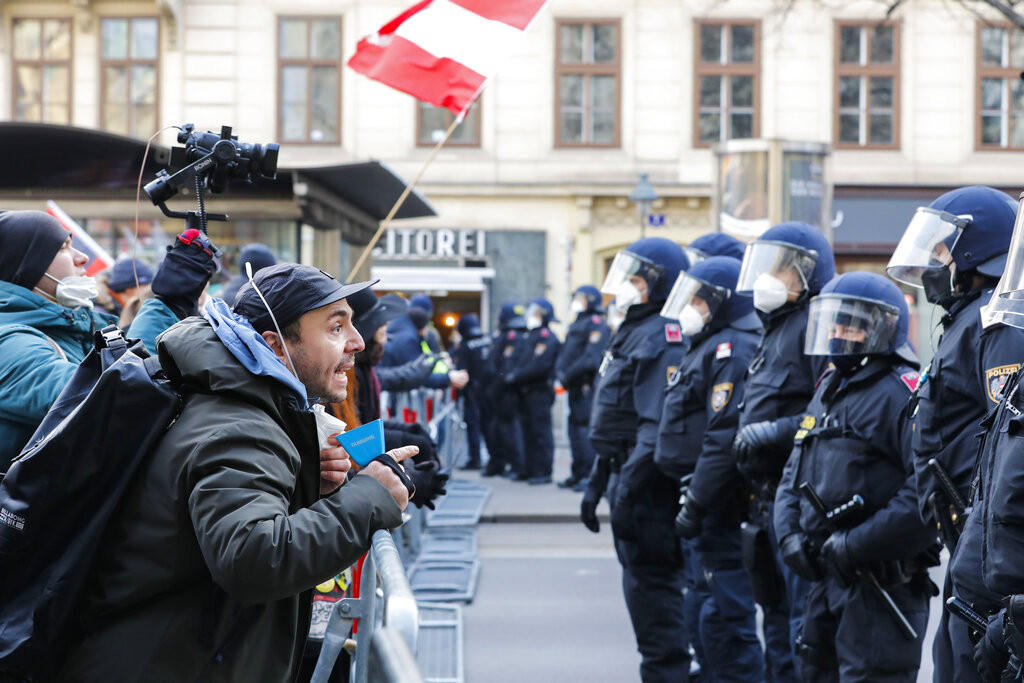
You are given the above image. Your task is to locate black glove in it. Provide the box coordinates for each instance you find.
[674,492,704,539]
[780,532,821,582]
[732,420,781,464]
[976,611,1011,683]
[820,531,855,585]
[151,228,219,320]
[406,460,448,510]
[580,458,611,533]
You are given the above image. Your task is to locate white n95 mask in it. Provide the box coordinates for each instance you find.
[570,300,586,315]
[526,314,543,330]
[612,281,643,311]
[678,305,707,336]
[752,273,790,313]
[36,273,98,309]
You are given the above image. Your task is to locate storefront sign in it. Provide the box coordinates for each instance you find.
[373,229,487,259]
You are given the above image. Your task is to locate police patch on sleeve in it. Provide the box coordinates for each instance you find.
[715,342,732,359]
[665,323,682,343]
[589,330,603,344]
[899,371,920,392]
[986,364,1021,403]
[534,343,547,356]
[711,382,733,412]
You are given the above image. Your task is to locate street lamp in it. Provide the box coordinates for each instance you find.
[629,172,659,239]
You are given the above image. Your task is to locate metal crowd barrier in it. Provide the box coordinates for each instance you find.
[311,530,419,683]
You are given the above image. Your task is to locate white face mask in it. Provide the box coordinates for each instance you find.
[36,273,97,309]
[526,314,543,330]
[752,273,790,313]
[312,404,348,451]
[612,280,644,311]
[570,299,586,315]
[678,305,707,336]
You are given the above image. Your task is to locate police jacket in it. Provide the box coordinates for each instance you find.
[505,326,560,390]
[556,311,610,422]
[590,301,688,461]
[57,317,403,682]
[486,328,520,404]
[654,320,760,499]
[911,288,1024,525]
[737,303,827,484]
[774,359,934,563]
[0,281,176,470]
[452,331,494,403]
[963,368,1024,599]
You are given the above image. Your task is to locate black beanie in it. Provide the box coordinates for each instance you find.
[0,211,70,289]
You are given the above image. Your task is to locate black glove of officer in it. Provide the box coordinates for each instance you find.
[407,460,449,510]
[581,458,611,533]
[780,532,821,582]
[976,611,1012,683]
[732,420,781,465]
[150,228,219,320]
[674,490,704,539]
[820,531,856,585]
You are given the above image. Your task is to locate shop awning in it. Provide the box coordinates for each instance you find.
[370,265,496,292]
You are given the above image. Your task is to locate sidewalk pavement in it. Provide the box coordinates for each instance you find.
[450,444,611,524]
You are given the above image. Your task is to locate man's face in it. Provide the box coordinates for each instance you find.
[829,324,867,344]
[628,274,650,303]
[772,265,805,301]
[690,295,710,318]
[35,236,87,297]
[288,299,365,403]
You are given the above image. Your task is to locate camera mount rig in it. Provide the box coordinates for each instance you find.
[143,124,280,234]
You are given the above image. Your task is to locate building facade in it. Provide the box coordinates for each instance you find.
[0,0,1021,337]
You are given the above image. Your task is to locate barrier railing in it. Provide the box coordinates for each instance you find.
[311,530,419,683]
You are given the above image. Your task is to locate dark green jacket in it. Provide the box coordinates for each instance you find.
[57,317,403,682]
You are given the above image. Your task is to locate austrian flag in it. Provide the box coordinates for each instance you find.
[348,0,550,117]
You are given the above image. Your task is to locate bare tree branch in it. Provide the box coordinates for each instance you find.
[886,0,908,17]
[970,0,1024,28]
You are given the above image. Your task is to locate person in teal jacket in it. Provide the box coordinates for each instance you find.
[0,210,216,470]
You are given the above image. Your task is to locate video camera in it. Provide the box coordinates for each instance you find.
[144,124,279,229]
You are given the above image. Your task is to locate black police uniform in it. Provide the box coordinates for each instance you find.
[506,326,561,481]
[556,311,610,484]
[655,320,763,682]
[919,290,1024,683]
[589,301,689,682]
[737,304,827,683]
[451,332,492,469]
[488,328,527,478]
[775,360,936,682]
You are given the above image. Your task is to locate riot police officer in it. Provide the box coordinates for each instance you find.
[886,185,1024,683]
[774,271,936,682]
[733,222,835,682]
[486,302,528,479]
[555,286,610,491]
[451,313,489,470]
[579,237,690,682]
[506,298,561,485]
[656,256,764,682]
[683,231,747,266]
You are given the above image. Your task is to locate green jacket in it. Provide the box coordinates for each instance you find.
[56,316,403,682]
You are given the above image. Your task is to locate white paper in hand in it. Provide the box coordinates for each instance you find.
[312,403,347,450]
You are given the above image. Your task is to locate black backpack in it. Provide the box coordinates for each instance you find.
[0,325,182,680]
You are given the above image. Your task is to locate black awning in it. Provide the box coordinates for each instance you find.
[297,161,435,220]
[0,123,436,220]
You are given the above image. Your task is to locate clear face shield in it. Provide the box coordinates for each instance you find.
[600,250,665,309]
[570,292,589,314]
[525,302,546,330]
[983,194,1024,328]
[736,240,818,294]
[683,246,707,267]
[886,207,969,287]
[804,294,900,356]
[660,271,729,335]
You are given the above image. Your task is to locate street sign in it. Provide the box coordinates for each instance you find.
[647,213,665,227]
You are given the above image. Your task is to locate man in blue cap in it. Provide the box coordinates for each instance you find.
[57,263,417,681]
[506,298,562,484]
[555,285,609,491]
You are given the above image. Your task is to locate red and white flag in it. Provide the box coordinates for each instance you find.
[348,0,549,118]
[45,200,115,277]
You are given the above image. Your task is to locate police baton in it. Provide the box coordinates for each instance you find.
[799,481,918,641]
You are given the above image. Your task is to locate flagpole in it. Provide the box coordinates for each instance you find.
[346,114,463,281]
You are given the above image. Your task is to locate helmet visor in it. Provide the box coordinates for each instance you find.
[683,246,707,267]
[660,271,730,320]
[600,250,666,296]
[736,240,819,293]
[805,294,901,356]
[886,207,969,286]
[983,194,1024,328]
